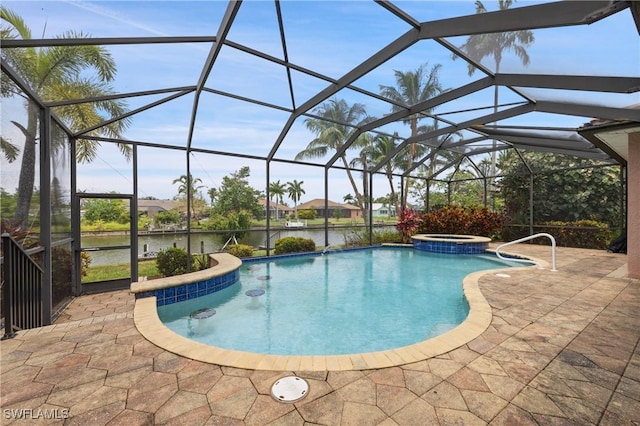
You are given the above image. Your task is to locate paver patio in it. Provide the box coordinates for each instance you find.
[1,243,638,425]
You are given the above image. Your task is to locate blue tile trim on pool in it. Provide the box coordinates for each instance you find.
[242,244,409,264]
[413,239,488,254]
[135,269,240,306]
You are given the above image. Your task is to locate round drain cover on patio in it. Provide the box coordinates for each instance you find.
[271,376,309,403]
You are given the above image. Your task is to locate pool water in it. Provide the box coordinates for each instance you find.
[158,248,518,355]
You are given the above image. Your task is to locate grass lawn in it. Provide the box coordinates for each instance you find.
[84,251,273,282]
[84,259,159,282]
[251,217,397,227]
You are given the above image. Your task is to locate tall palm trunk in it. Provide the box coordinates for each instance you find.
[14,103,39,228]
[191,198,197,221]
[272,195,278,220]
[341,154,368,226]
[490,59,501,210]
[402,118,418,208]
[386,172,398,216]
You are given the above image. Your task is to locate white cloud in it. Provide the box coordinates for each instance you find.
[66,1,171,37]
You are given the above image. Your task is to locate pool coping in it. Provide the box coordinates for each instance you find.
[131,252,241,294]
[133,249,547,371]
[412,234,492,243]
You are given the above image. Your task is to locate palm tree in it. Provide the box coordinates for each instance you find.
[268,180,286,220]
[348,133,376,220]
[172,174,204,220]
[454,0,534,206]
[207,187,217,208]
[296,98,372,216]
[366,134,401,215]
[457,1,534,78]
[379,63,445,207]
[343,194,356,205]
[1,6,131,229]
[286,180,305,220]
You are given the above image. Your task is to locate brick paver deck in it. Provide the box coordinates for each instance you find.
[1,244,638,425]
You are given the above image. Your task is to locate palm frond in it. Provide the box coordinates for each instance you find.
[1,136,20,162]
[0,6,32,40]
[294,144,329,161]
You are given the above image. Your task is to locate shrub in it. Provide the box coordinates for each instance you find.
[417,205,505,238]
[156,247,188,277]
[396,208,422,244]
[191,253,210,271]
[51,247,73,307]
[80,251,92,277]
[499,221,612,249]
[138,216,152,230]
[201,210,253,240]
[343,228,402,247]
[156,248,211,276]
[227,244,254,258]
[298,209,317,220]
[274,237,316,254]
[539,220,611,249]
[154,210,181,226]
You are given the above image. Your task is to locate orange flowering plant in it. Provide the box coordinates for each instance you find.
[396,208,422,244]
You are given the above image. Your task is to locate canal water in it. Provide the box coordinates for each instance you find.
[82,225,394,266]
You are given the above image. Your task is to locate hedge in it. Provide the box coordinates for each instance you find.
[417,205,505,238]
[274,237,316,254]
[500,220,611,249]
[227,244,254,258]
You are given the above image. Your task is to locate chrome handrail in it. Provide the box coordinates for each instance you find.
[495,233,557,271]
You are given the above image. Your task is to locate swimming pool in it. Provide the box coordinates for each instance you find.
[157,247,522,356]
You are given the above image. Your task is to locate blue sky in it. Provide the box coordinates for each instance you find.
[1,0,639,204]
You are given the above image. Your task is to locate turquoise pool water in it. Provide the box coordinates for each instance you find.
[158,247,519,355]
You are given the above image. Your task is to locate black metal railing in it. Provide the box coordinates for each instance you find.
[1,233,43,339]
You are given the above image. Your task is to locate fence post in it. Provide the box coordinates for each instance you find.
[2,233,17,339]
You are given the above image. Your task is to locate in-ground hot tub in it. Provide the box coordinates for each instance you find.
[412,234,491,254]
